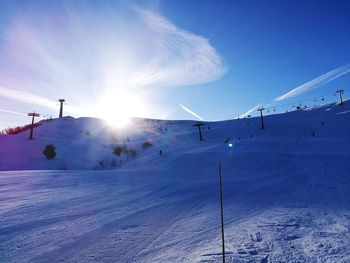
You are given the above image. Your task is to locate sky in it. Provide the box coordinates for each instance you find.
[0,0,350,129]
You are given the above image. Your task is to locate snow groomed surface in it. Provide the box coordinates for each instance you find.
[1,102,350,262]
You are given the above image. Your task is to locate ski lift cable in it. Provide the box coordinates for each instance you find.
[263,89,347,112]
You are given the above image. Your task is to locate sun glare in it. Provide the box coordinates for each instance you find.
[94,90,148,129]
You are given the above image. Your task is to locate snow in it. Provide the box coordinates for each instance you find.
[1,101,350,262]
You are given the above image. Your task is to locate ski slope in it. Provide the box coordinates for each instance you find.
[1,101,350,262]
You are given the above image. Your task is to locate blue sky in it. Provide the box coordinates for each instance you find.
[0,0,350,129]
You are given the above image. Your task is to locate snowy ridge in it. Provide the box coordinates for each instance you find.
[1,101,350,262]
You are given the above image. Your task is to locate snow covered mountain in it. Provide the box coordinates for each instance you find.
[1,101,350,262]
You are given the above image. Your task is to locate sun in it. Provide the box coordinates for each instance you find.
[94,90,148,128]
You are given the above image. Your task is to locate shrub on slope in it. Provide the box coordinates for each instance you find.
[43,144,56,160]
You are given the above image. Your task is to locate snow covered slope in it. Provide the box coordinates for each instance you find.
[1,101,350,262]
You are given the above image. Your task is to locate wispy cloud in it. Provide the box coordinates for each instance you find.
[132,8,226,87]
[0,2,225,120]
[276,64,350,101]
[178,103,204,121]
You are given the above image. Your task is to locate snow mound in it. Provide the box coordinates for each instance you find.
[1,101,350,262]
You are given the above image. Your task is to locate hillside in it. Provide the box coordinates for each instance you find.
[1,101,350,262]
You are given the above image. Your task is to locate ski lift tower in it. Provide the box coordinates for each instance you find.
[58,99,65,118]
[336,89,344,106]
[257,107,265,129]
[27,112,40,140]
[193,122,206,141]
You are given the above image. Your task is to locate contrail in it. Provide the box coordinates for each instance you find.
[0,86,84,115]
[178,103,204,121]
[0,86,57,109]
[0,108,27,116]
[276,64,350,101]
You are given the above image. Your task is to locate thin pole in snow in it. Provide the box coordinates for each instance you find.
[193,123,206,141]
[218,161,226,263]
